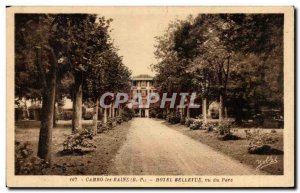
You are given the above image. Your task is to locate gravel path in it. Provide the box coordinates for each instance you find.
[110,118,263,175]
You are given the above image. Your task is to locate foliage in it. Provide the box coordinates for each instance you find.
[202,122,218,132]
[216,122,241,140]
[166,112,181,124]
[189,119,203,130]
[15,13,130,109]
[62,129,96,154]
[115,116,123,124]
[15,14,53,100]
[246,129,279,145]
[217,133,240,141]
[245,129,281,154]
[15,14,131,161]
[106,117,117,129]
[162,111,168,119]
[185,118,194,127]
[121,107,135,121]
[180,117,186,125]
[83,111,93,120]
[97,115,126,133]
[152,14,284,122]
[149,106,164,118]
[15,141,49,175]
[58,110,73,120]
[97,121,104,133]
[217,122,232,135]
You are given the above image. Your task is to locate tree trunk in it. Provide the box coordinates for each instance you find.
[102,107,107,126]
[219,95,223,123]
[118,106,123,117]
[202,98,207,124]
[37,47,57,164]
[38,88,56,163]
[109,104,112,118]
[92,99,99,135]
[116,107,119,116]
[53,103,57,128]
[72,76,83,133]
[112,102,115,118]
[186,106,190,118]
[24,100,29,119]
[180,107,184,120]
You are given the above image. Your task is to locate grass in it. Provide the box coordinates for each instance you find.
[164,121,284,175]
[15,120,131,175]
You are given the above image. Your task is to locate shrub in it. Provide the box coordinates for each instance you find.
[62,129,96,154]
[271,129,277,133]
[15,141,49,175]
[217,122,232,135]
[156,111,164,119]
[195,115,203,119]
[121,107,135,121]
[165,114,171,122]
[185,118,193,127]
[217,133,241,141]
[97,121,103,133]
[106,117,117,129]
[244,129,251,139]
[149,110,156,118]
[246,129,281,154]
[246,129,279,144]
[216,122,240,140]
[83,110,93,120]
[162,111,168,119]
[115,116,123,124]
[203,122,218,132]
[59,110,73,120]
[121,115,130,122]
[189,119,203,130]
[166,112,181,124]
[106,119,113,129]
[149,107,164,118]
[180,117,186,125]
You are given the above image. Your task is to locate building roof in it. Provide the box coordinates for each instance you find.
[132,74,154,81]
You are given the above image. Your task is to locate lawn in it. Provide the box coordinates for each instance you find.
[164,121,284,175]
[15,120,131,175]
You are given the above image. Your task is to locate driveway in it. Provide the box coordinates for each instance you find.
[109,118,262,175]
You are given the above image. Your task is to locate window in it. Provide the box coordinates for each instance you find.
[141,81,147,87]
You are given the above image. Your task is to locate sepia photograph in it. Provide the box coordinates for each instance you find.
[6,6,294,188]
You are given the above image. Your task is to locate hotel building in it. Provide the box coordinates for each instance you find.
[130,74,156,117]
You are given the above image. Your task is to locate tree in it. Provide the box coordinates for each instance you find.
[84,46,131,134]
[180,14,283,122]
[15,14,61,162]
[48,14,98,132]
[152,20,194,116]
[153,14,284,123]
[14,14,121,161]
[81,17,131,134]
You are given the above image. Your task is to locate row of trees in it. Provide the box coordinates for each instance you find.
[152,14,283,123]
[15,14,131,163]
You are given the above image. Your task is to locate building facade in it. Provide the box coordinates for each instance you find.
[130,74,156,117]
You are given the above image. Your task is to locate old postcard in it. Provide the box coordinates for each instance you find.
[6,6,294,188]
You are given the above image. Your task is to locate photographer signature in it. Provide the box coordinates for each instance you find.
[256,156,278,170]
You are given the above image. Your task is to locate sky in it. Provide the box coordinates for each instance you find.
[99,8,194,77]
